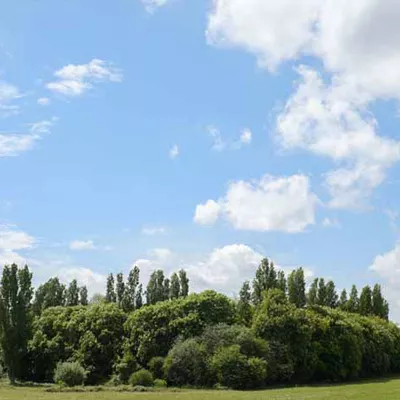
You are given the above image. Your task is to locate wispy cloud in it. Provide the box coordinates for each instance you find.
[169,144,179,159]
[207,125,252,151]
[142,226,167,235]
[47,59,122,97]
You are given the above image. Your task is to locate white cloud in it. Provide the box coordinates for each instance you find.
[47,59,122,96]
[37,97,50,106]
[133,244,314,295]
[141,226,166,235]
[277,67,400,208]
[0,81,22,117]
[322,217,340,228]
[194,200,221,225]
[207,125,226,152]
[169,144,179,159]
[195,174,318,233]
[0,225,36,267]
[239,128,252,145]
[140,0,169,13]
[69,240,97,251]
[0,119,55,157]
[57,267,107,295]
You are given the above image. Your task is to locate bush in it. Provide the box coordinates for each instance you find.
[129,369,154,387]
[154,378,167,388]
[247,357,268,388]
[164,338,210,387]
[148,357,165,379]
[54,362,87,387]
[114,352,138,384]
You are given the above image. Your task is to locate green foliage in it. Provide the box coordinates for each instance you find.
[348,285,359,313]
[79,286,88,306]
[0,264,33,383]
[211,345,267,390]
[153,378,167,388]
[129,369,154,387]
[106,274,116,303]
[164,339,209,387]
[252,258,278,305]
[122,267,140,312]
[179,270,189,297]
[169,273,180,300]
[372,284,389,319]
[237,281,253,326]
[360,286,373,316]
[148,357,165,380]
[288,268,306,308]
[54,362,87,387]
[66,280,79,306]
[114,351,138,384]
[146,270,167,305]
[116,273,125,307]
[124,290,235,364]
[33,277,66,314]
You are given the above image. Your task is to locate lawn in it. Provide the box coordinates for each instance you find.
[1,378,400,400]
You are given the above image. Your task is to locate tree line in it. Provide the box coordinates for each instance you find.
[0,259,396,390]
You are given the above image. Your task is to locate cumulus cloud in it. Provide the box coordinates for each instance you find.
[57,267,107,295]
[133,244,314,295]
[195,174,318,233]
[0,119,55,157]
[0,225,36,267]
[69,240,97,251]
[208,1,400,208]
[47,59,122,96]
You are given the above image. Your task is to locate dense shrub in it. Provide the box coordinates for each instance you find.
[211,345,266,390]
[124,291,236,364]
[154,378,167,388]
[164,339,210,387]
[54,362,87,387]
[129,369,154,387]
[148,357,165,379]
[114,352,139,384]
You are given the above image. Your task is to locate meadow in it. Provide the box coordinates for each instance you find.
[1,378,400,400]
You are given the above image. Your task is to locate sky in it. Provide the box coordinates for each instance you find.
[1,0,400,319]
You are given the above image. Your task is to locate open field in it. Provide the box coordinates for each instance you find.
[1,378,400,400]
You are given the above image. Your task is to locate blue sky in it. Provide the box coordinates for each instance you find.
[1,0,400,318]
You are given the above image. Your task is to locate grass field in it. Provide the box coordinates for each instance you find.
[1,378,400,400]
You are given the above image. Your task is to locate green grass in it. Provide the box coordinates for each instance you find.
[1,378,400,399]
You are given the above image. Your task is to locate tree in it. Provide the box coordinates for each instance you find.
[0,264,33,383]
[164,278,170,300]
[317,278,327,306]
[288,268,306,308]
[307,278,318,306]
[116,273,125,306]
[106,274,116,303]
[80,286,88,306]
[338,289,348,311]
[237,281,253,326]
[252,258,278,305]
[277,270,287,294]
[372,284,389,319]
[66,279,79,306]
[136,284,143,309]
[33,277,66,314]
[359,286,373,316]
[347,285,359,313]
[146,270,166,305]
[325,281,338,308]
[123,266,140,312]
[179,269,189,298]
[170,272,181,299]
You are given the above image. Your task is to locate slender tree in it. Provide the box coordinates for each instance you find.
[359,286,373,316]
[179,269,189,298]
[277,270,287,294]
[164,278,170,300]
[136,283,143,309]
[116,273,125,306]
[317,278,327,306]
[79,286,88,306]
[66,279,79,306]
[252,258,278,305]
[372,284,389,319]
[106,273,116,303]
[288,268,306,308]
[325,280,338,308]
[347,285,359,313]
[0,264,33,383]
[238,281,253,326]
[307,278,318,306]
[170,272,181,299]
[123,266,140,311]
[338,289,348,311]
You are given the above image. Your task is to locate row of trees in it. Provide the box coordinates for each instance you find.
[238,259,389,326]
[0,260,395,389]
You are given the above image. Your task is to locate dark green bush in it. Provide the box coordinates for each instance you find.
[148,357,165,379]
[164,338,210,387]
[54,362,87,387]
[129,369,154,387]
[154,378,167,388]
